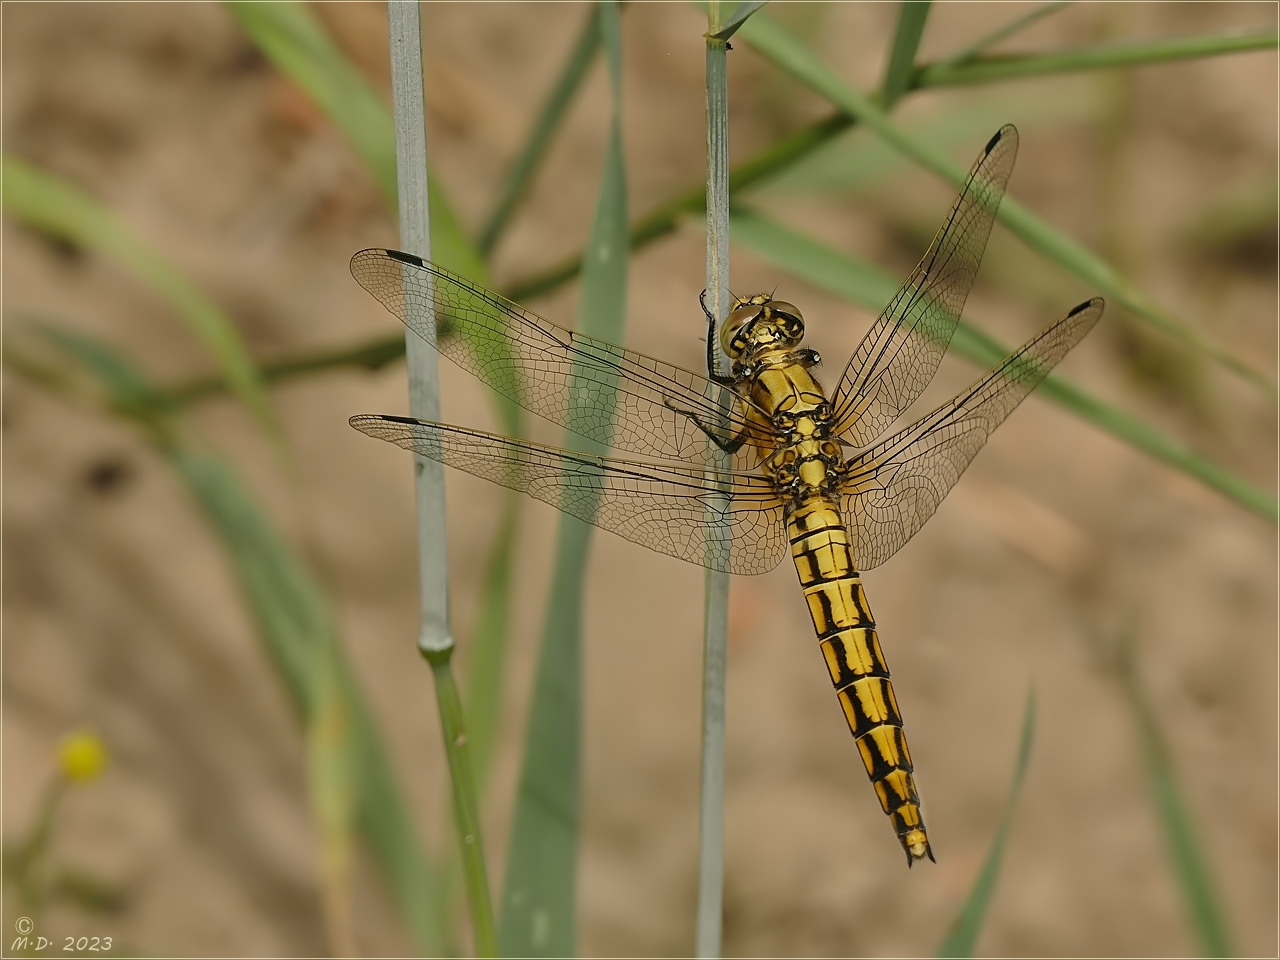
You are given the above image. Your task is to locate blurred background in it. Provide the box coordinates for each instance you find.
[3,3,1276,957]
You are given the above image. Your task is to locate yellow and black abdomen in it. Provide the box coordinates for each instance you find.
[788,497,934,865]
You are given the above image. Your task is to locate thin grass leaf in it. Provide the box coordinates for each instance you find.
[167,335,409,404]
[157,113,852,404]
[730,207,1278,522]
[223,13,523,941]
[731,9,1277,398]
[696,6,733,956]
[224,1,394,200]
[499,3,629,955]
[936,1,1071,67]
[502,13,1273,307]
[479,4,602,256]
[29,327,445,957]
[994,194,1274,397]
[506,110,859,302]
[2,157,279,440]
[482,98,1044,295]
[710,1,768,42]
[918,31,1279,88]
[235,0,520,880]
[936,689,1037,958]
[1113,627,1238,958]
[171,443,447,958]
[498,511,590,958]
[224,0,485,283]
[730,207,898,304]
[760,96,1095,195]
[32,327,178,430]
[881,2,932,109]
[229,0,524,434]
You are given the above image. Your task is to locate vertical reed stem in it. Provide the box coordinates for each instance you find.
[697,3,732,956]
[387,5,496,955]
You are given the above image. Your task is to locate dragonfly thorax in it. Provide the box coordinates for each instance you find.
[766,426,845,498]
[720,294,806,360]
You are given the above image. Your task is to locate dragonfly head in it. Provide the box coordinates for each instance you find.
[720,294,806,359]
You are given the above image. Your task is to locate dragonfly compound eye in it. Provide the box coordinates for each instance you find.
[720,302,764,358]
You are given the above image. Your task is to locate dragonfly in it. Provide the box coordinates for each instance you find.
[349,124,1103,865]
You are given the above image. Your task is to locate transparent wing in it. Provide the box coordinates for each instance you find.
[350,249,768,465]
[839,298,1104,570]
[830,125,1019,447]
[350,414,790,576]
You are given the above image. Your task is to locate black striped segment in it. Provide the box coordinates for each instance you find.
[788,498,935,865]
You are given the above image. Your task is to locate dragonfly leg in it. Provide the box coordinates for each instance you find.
[700,289,738,386]
[663,398,749,455]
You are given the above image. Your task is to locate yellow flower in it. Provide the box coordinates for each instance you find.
[57,729,108,784]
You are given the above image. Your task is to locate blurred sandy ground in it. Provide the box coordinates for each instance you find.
[2,3,1276,957]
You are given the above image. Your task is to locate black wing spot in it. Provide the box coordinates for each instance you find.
[387,248,424,267]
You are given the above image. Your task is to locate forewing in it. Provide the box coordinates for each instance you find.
[350,249,765,464]
[830,125,1019,447]
[351,414,789,576]
[839,298,1103,570]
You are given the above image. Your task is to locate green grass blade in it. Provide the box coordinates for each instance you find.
[166,334,410,405]
[228,0,521,436]
[918,31,1279,88]
[1114,628,1238,958]
[730,207,1278,522]
[505,110,857,303]
[29,327,445,956]
[697,6,732,956]
[223,0,395,201]
[478,5,602,256]
[731,207,899,305]
[507,15,1272,396]
[936,1,1071,66]
[171,443,446,958]
[881,1,932,108]
[731,9,1276,398]
[936,689,1037,958]
[758,101,1088,196]
[29,326,179,430]
[1031,375,1277,523]
[2,157,279,440]
[231,0,522,820]
[710,1,768,42]
[500,4,629,955]
[161,108,837,404]
[498,523,587,958]
[224,0,485,283]
[993,194,1274,397]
